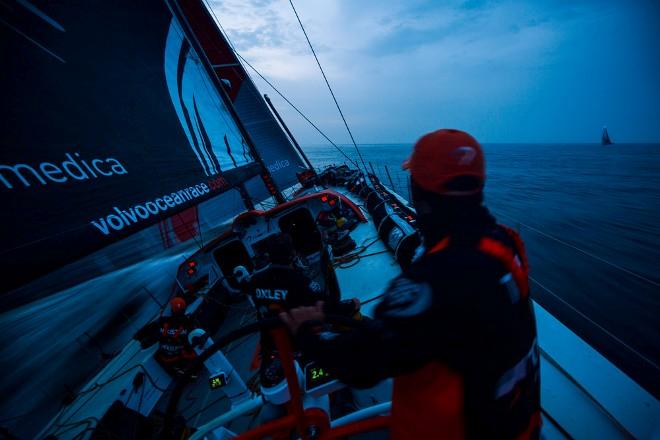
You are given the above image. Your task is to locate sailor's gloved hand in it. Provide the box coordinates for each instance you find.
[279,301,325,335]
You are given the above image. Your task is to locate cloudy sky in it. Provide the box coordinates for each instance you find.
[208,0,660,144]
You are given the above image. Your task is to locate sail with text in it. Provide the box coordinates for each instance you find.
[0,0,268,292]
[178,0,309,200]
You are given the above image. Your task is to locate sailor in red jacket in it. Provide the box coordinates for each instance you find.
[156,297,197,371]
[281,129,541,439]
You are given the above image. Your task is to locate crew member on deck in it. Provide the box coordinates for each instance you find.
[281,129,541,439]
[247,233,327,352]
[248,233,360,351]
[156,297,197,373]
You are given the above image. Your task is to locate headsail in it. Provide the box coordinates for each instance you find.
[0,0,266,292]
[178,0,309,199]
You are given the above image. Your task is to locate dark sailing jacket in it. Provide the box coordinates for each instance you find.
[248,264,325,318]
[248,264,325,353]
[297,216,541,439]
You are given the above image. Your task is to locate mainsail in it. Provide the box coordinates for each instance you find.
[0,0,289,292]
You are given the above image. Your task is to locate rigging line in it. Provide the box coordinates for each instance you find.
[200,0,237,53]
[235,52,358,168]
[0,17,65,63]
[287,0,368,175]
[498,213,659,288]
[201,0,358,169]
[530,275,659,372]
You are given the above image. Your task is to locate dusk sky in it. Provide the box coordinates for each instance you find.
[210,0,660,144]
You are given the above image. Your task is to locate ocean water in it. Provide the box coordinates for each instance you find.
[306,143,660,397]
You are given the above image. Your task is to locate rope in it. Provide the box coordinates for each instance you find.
[287,0,368,175]
[331,236,382,266]
[335,247,390,268]
[236,53,358,168]
[201,0,358,169]
[335,249,390,269]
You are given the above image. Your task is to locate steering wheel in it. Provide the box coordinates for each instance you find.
[161,315,376,440]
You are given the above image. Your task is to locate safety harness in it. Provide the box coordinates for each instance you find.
[427,224,530,299]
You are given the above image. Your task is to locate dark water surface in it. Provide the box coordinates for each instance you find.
[307,143,660,397]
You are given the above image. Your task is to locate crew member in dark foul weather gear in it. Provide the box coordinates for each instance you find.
[156,297,197,371]
[281,129,541,439]
[248,233,359,366]
[248,234,325,321]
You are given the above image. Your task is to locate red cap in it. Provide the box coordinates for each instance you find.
[403,129,485,195]
[170,297,187,314]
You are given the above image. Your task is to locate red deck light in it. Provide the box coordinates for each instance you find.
[185,260,197,276]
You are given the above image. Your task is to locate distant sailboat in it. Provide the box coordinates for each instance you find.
[602,126,613,145]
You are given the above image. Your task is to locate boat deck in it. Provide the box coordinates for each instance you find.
[39,184,659,439]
